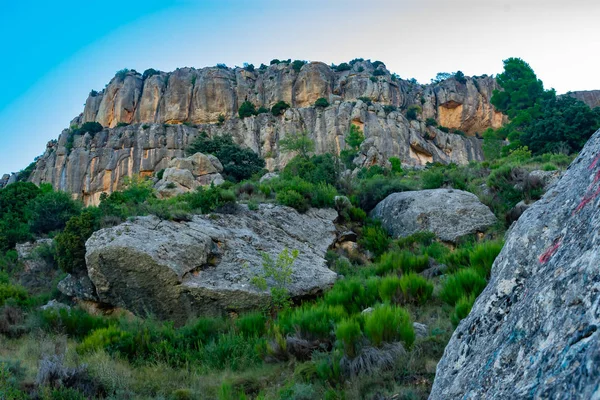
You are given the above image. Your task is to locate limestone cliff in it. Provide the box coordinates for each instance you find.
[77,61,505,135]
[567,89,600,109]
[23,60,504,204]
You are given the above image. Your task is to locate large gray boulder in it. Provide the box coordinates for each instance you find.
[430,129,600,399]
[85,205,338,323]
[370,189,496,242]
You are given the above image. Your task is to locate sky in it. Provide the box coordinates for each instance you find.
[1,0,599,174]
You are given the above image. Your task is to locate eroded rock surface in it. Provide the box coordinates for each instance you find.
[154,152,224,198]
[370,189,496,242]
[85,205,338,323]
[430,128,600,399]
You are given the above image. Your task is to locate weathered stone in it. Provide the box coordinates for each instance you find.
[27,60,501,205]
[413,322,428,338]
[529,169,562,190]
[259,172,279,183]
[57,273,98,301]
[85,205,338,323]
[567,89,600,109]
[40,300,71,312]
[430,128,600,399]
[370,189,496,242]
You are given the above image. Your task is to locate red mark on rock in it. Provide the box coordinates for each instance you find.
[574,186,600,215]
[590,152,600,170]
[538,238,562,264]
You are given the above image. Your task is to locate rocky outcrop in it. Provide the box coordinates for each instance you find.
[77,62,505,135]
[430,129,600,399]
[29,105,483,205]
[84,205,338,323]
[154,152,224,198]
[23,60,505,204]
[370,189,496,242]
[567,90,600,109]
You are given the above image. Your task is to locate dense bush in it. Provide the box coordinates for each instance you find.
[439,268,487,306]
[378,274,433,305]
[454,71,467,84]
[324,277,379,314]
[353,176,416,212]
[54,209,101,273]
[376,250,429,275]
[238,101,257,119]
[363,305,414,347]
[406,106,421,121]
[469,240,503,278]
[335,63,351,72]
[451,294,475,327]
[372,69,386,76]
[359,225,390,256]
[292,60,307,73]
[314,98,329,108]
[187,133,265,182]
[336,318,362,358]
[0,182,41,251]
[27,191,82,234]
[281,154,338,186]
[271,101,290,116]
[278,304,346,341]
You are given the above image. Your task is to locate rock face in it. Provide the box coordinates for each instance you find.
[85,205,338,323]
[25,60,504,204]
[154,152,224,198]
[430,129,600,399]
[567,89,600,109]
[370,189,496,242]
[79,62,505,134]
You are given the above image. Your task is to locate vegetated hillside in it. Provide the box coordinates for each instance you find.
[0,58,598,400]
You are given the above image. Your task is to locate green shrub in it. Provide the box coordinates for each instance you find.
[336,318,362,358]
[281,154,338,185]
[279,131,315,159]
[238,101,257,119]
[186,185,236,213]
[314,98,329,108]
[271,101,290,116]
[378,274,432,305]
[406,106,421,121]
[292,60,307,73]
[250,248,298,312]
[54,209,101,273]
[335,63,351,72]
[439,268,487,306]
[311,183,336,208]
[469,241,503,278]
[115,68,129,80]
[324,276,379,314]
[363,305,414,347]
[398,273,433,305]
[276,190,308,212]
[421,170,444,189]
[236,312,266,337]
[395,231,436,251]
[0,283,28,306]
[37,307,109,339]
[454,70,467,84]
[143,68,160,79]
[389,157,403,174]
[77,326,131,354]
[357,96,372,105]
[373,69,386,76]
[187,133,265,182]
[370,77,377,83]
[257,106,269,114]
[451,294,476,327]
[278,304,346,341]
[376,250,429,275]
[542,163,557,171]
[359,225,390,256]
[353,176,416,211]
[425,117,437,126]
[27,191,82,234]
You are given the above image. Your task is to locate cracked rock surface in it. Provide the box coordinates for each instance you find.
[430,129,600,399]
[85,204,338,323]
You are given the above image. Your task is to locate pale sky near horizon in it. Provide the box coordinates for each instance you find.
[1,0,599,174]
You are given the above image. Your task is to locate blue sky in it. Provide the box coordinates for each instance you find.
[1,0,599,174]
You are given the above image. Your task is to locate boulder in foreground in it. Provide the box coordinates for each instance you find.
[85,205,338,323]
[430,129,600,398]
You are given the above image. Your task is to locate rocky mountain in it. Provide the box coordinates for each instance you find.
[16,60,507,204]
[429,128,600,398]
[567,89,600,109]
